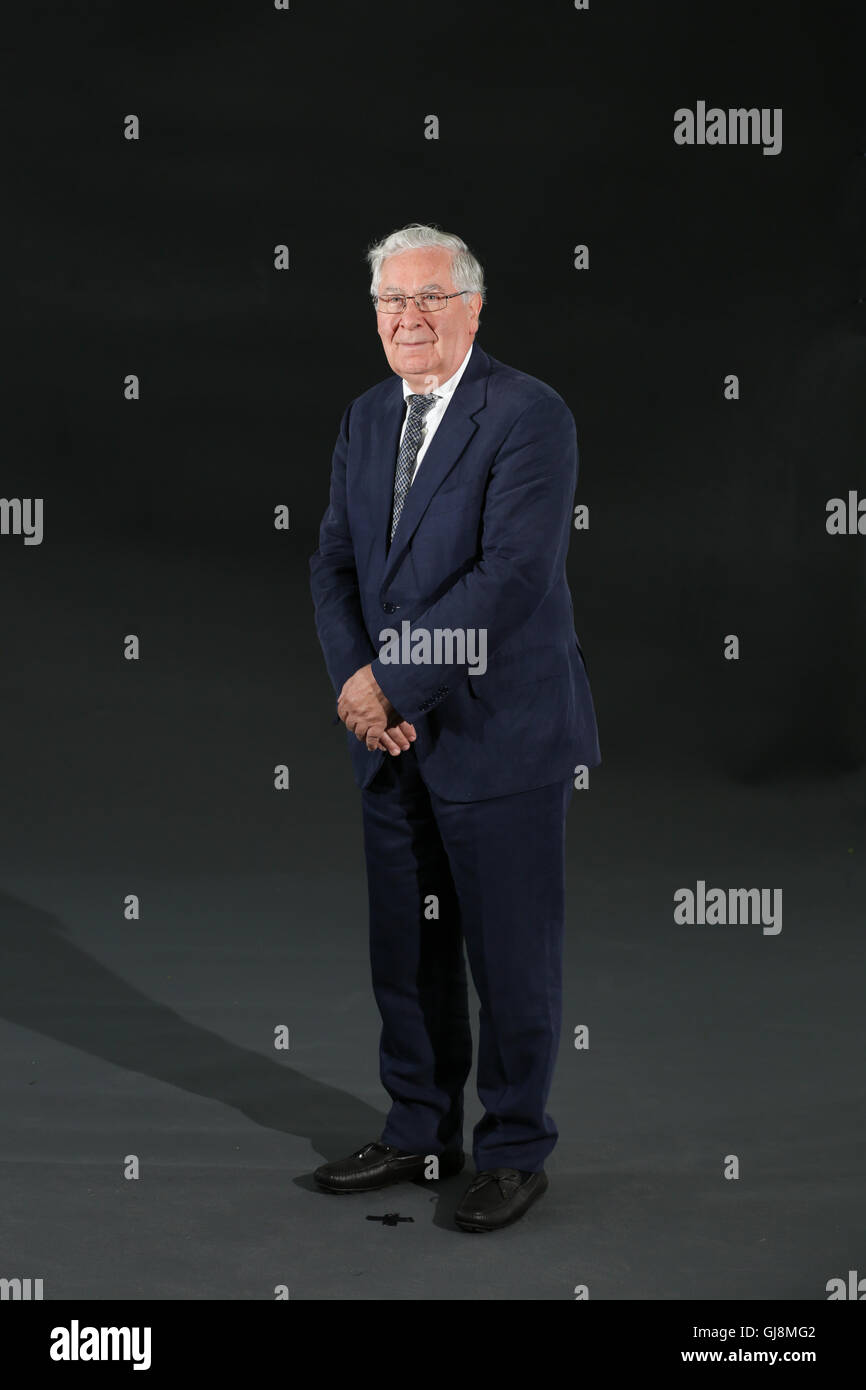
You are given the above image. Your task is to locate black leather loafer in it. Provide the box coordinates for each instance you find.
[454,1168,548,1231]
[314,1140,465,1193]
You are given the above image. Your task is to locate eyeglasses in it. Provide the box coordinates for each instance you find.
[373,291,468,314]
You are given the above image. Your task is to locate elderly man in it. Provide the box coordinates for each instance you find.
[309,223,600,1231]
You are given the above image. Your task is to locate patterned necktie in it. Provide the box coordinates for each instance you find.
[389,393,438,541]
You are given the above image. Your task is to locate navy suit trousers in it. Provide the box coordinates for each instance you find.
[361,745,574,1173]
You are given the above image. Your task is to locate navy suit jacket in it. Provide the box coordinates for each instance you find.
[309,343,601,802]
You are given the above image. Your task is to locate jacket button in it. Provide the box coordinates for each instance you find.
[382,601,398,613]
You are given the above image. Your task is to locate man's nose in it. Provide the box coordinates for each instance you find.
[398,298,426,326]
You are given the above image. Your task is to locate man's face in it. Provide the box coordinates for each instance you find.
[375,247,481,390]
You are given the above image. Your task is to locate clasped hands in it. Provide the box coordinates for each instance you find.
[337,664,416,756]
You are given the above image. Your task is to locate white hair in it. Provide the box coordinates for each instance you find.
[366,222,486,304]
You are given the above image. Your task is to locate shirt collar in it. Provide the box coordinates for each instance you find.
[401,342,474,405]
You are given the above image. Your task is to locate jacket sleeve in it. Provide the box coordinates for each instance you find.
[370,394,577,723]
[309,400,379,701]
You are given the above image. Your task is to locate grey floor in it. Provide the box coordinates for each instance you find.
[2,772,863,1298]
[0,543,863,1299]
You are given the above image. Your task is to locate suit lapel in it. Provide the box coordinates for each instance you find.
[379,345,491,589]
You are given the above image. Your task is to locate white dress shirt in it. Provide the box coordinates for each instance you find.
[398,343,474,483]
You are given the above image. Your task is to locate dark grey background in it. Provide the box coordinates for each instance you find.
[2,0,864,1299]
